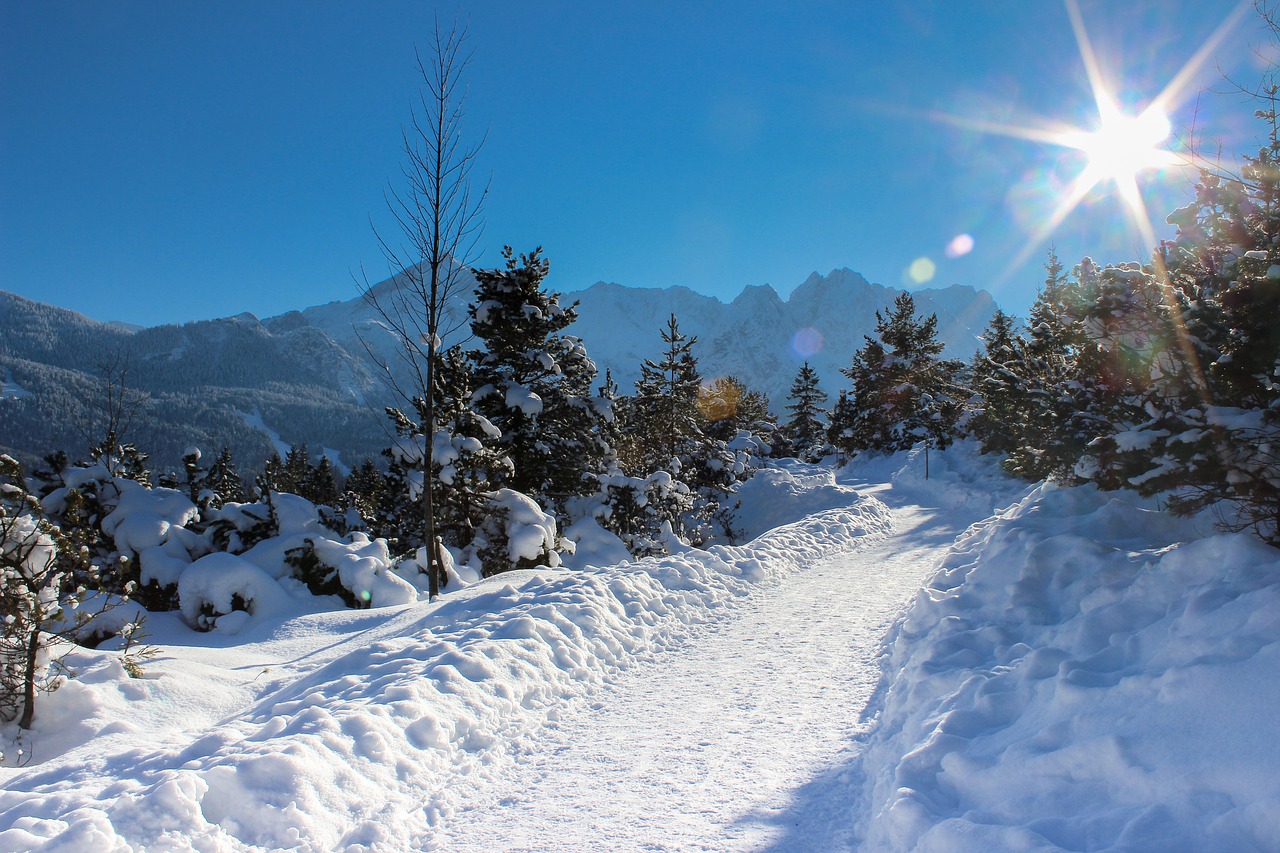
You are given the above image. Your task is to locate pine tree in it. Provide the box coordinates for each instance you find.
[1078,81,1280,540]
[204,446,245,507]
[469,247,612,516]
[259,452,288,498]
[304,456,342,507]
[383,346,509,558]
[783,362,828,461]
[968,308,1025,456]
[631,314,704,472]
[996,251,1094,481]
[840,293,963,455]
[826,390,857,463]
[1,454,99,728]
[282,444,312,495]
[625,315,751,544]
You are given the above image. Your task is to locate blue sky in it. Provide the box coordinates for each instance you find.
[0,1,1261,327]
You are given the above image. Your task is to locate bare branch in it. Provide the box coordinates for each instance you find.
[354,20,488,599]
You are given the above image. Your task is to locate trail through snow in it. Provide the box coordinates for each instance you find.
[428,493,955,852]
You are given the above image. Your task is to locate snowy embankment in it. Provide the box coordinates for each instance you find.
[0,470,890,852]
[857,481,1280,852]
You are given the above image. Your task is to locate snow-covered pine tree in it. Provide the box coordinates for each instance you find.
[1077,83,1280,540]
[468,247,612,517]
[626,314,748,544]
[826,390,857,463]
[204,446,245,507]
[1066,260,1178,489]
[783,362,828,461]
[1,454,97,729]
[839,292,963,455]
[967,309,1022,456]
[998,252,1090,481]
[383,345,509,565]
[630,313,704,473]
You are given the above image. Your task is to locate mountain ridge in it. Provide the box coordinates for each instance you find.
[0,268,997,469]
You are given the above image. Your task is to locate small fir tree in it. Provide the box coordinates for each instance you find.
[783,362,829,461]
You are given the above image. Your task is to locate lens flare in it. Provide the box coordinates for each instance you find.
[908,0,1248,284]
[945,234,975,258]
[791,327,823,358]
[908,257,936,284]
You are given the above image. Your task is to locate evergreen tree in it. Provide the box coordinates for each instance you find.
[967,309,1021,455]
[783,362,828,461]
[1,455,95,728]
[1076,84,1280,540]
[304,456,342,507]
[204,446,245,507]
[630,314,704,472]
[259,452,288,497]
[344,457,387,530]
[469,247,612,515]
[1000,252,1089,481]
[282,443,312,495]
[840,293,963,455]
[179,447,207,505]
[624,315,751,544]
[826,390,857,462]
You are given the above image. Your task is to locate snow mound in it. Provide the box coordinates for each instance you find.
[840,439,1013,512]
[0,492,892,851]
[733,460,867,541]
[857,482,1280,852]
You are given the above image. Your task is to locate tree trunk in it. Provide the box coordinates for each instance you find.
[424,349,442,600]
[19,628,39,730]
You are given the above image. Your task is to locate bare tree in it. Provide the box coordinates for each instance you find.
[359,22,486,599]
[75,349,148,479]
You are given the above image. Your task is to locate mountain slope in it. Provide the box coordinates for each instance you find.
[0,268,996,469]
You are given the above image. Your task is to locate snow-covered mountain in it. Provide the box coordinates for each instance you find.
[0,269,996,468]
[292,266,997,410]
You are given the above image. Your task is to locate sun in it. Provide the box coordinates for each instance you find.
[1067,104,1179,187]
[915,0,1248,280]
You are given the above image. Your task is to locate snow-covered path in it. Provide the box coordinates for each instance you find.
[427,498,950,852]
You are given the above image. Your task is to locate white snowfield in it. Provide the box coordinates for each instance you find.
[2,446,1278,852]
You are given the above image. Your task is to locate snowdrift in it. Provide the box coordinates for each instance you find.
[857,482,1280,852]
[0,485,890,851]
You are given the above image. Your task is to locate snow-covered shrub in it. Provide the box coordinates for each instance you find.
[0,455,101,728]
[473,488,562,576]
[570,469,694,558]
[285,532,415,608]
[35,461,201,610]
[177,552,290,632]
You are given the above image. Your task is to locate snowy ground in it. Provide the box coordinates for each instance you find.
[427,499,953,852]
[3,445,1278,852]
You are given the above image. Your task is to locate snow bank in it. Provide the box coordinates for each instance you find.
[857,483,1280,852]
[0,489,892,851]
[178,552,293,631]
[734,460,866,541]
[842,439,1011,513]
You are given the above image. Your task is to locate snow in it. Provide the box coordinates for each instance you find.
[2,445,1278,851]
[236,407,292,460]
[0,465,892,851]
[0,368,32,401]
[177,552,293,631]
[856,481,1280,852]
[503,383,544,416]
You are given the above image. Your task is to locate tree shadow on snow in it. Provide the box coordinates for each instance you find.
[729,745,869,852]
